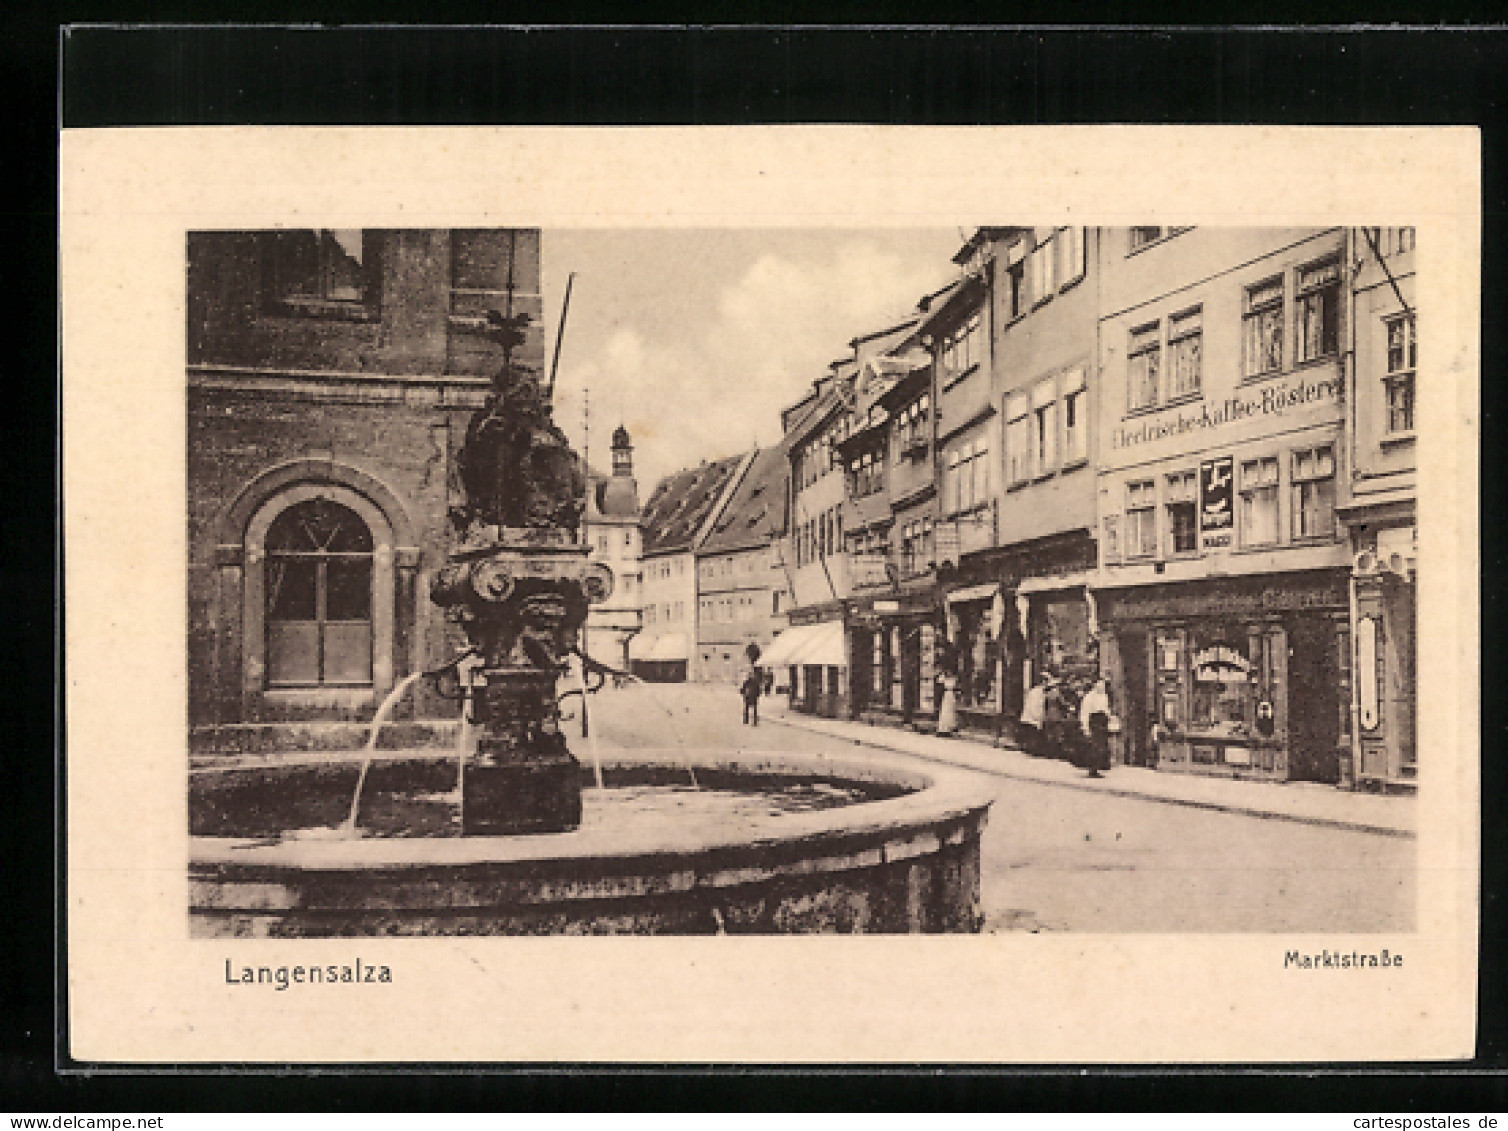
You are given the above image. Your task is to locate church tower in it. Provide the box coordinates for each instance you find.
[611,423,633,478]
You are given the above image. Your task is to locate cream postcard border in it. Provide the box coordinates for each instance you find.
[60,126,1479,1063]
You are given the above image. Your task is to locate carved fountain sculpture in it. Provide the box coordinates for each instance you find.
[429,310,612,834]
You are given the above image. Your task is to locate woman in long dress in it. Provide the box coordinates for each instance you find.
[936,673,959,737]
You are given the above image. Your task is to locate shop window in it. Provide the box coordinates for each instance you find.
[1164,471,1199,556]
[955,602,1001,711]
[265,499,374,687]
[1243,276,1285,378]
[1127,321,1161,412]
[1385,314,1416,434]
[1189,630,1257,737]
[1062,366,1088,465]
[1239,456,1281,547]
[1005,393,1031,486]
[1129,226,1165,251]
[1125,480,1157,559]
[1296,257,1341,363]
[1291,444,1337,541]
[1168,306,1203,398]
[262,229,376,318]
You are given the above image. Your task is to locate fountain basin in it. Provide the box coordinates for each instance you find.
[190,748,994,936]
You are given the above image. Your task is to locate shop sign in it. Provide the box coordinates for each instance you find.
[934,523,961,567]
[1103,577,1347,621]
[850,553,891,589]
[1192,644,1253,683]
[1357,616,1380,730]
[1199,456,1234,548]
[1108,376,1340,451]
[873,599,901,614]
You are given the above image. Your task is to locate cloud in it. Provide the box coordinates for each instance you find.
[556,235,956,493]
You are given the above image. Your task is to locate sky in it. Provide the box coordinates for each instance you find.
[540,230,965,493]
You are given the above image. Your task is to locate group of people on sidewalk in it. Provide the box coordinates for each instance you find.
[737,645,1116,779]
[917,653,1118,780]
[1017,671,1117,778]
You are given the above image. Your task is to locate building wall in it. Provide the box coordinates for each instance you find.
[1095,227,1347,579]
[582,512,642,670]
[992,227,1101,545]
[1093,227,1351,783]
[1343,227,1417,788]
[186,228,543,726]
[695,545,786,683]
[789,413,851,610]
[635,550,696,676]
[1349,229,1418,494]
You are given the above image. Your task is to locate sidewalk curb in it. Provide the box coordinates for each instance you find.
[767,713,1416,840]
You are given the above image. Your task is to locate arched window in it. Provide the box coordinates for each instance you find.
[264,498,374,686]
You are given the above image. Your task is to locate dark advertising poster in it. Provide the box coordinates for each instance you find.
[1200,456,1233,547]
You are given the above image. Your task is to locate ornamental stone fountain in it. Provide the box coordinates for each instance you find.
[428,309,611,835]
[189,304,997,937]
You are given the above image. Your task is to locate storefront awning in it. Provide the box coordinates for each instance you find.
[628,632,688,661]
[758,621,846,668]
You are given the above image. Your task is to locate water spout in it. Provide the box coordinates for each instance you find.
[577,655,606,790]
[342,671,426,836]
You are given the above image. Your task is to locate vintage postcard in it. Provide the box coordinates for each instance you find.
[61,126,1479,1063]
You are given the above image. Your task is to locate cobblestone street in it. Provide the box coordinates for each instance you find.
[579,681,1415,933]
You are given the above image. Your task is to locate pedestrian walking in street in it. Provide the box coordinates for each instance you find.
[1079,677,1113,778]
[740,667,763,726]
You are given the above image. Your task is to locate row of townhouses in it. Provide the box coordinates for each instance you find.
[764,226,1416,792]
[183,225,1415,794]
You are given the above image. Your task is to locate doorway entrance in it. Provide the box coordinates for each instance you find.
[1119,631,1151,766]
[1287,617,1342,783]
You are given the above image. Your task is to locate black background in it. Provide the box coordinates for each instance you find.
[12,14,1508,1112]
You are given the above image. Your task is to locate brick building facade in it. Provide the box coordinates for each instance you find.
[186,227,544,726]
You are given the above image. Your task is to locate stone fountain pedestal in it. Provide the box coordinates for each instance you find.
[432,529,611,837]
[463,667,582,835]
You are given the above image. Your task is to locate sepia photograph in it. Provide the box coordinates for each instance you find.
[61,126,1477,1063]
[186,224,1416,939]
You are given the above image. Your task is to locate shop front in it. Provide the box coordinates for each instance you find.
[943,582,1007,734]
[848,587,941,728]
[1097,569,1351,782]
[953,533,1098,743]
[759,616,849,719]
